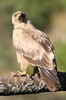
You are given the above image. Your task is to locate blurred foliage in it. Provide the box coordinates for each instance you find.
[55,42,66,72]
[0,0,66,76]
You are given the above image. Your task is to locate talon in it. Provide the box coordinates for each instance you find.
[31,73,41,78]
[17,71,29,77]
[26,74,30,77]
[35,73,38,77]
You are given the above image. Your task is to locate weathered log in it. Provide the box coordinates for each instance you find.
[0,71,65,95]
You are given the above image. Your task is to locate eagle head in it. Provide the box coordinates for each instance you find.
[12,11,28,25]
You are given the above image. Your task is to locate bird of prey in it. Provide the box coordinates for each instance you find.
[12,11,60,91]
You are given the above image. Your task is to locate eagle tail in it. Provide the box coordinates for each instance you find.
[40,67,60,91]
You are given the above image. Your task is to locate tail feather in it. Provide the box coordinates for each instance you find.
[40,67,60,91]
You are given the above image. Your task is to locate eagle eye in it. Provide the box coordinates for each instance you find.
[14,14,17,17]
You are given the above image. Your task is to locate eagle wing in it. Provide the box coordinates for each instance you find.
[13,28,55,70]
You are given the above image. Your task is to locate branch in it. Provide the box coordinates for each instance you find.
[0,71,65,95]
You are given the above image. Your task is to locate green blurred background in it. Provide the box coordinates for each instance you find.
[0,0,66,99]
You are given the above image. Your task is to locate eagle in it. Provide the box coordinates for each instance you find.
[12,11,60,91]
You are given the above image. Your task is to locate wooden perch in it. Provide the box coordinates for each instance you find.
[0,71,66,95]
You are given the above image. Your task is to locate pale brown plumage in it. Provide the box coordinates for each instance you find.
[12,11,60,91]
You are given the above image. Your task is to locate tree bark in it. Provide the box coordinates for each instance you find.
[0,71,65,95]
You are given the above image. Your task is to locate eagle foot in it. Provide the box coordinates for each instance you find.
[17,71,29,77]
